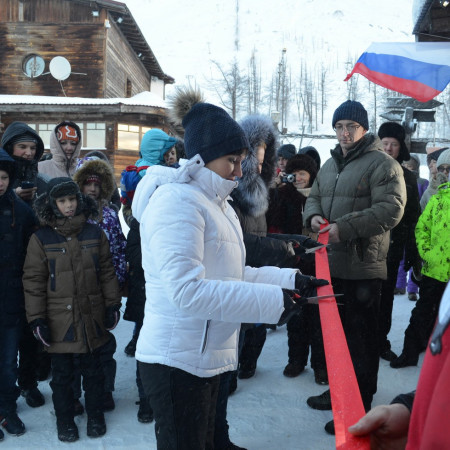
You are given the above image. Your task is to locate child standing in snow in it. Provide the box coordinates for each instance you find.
[23,177,121,442]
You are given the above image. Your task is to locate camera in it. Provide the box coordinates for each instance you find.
[20,181,35,189]
[281,174,295,183]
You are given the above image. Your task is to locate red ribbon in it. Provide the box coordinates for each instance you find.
[315,223,370,449]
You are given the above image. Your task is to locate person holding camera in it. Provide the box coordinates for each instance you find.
[1,121,48,203]
[266,154,328,384]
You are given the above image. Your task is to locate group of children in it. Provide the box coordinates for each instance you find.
[0,121,181,443]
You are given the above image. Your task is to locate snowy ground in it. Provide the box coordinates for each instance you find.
[2,292,422,449]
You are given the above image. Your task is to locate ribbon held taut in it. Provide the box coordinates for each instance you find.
[315,222,370,449]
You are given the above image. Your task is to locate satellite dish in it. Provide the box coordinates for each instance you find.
[49,56,71,81]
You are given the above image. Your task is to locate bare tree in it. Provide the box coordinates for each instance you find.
[209,59,247,119]
[246,49,262,114]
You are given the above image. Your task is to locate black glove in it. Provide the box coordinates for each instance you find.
[289,240,316,263]
[295,273,329,298]
[104,304,121,330]
[30,318,51,347]
[278,289,304,326]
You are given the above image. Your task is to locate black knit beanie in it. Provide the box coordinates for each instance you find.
[427,147,449,165]
[285,154,318,186]
[182,103,249,164]
[277,144,296,159]
[378,122,410,163]
[332,100,369,130]
[298,146,321,169]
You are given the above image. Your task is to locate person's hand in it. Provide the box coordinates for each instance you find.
[15,186,37,201]
[30,318,51,347]
[104,304,121,330]
[295,273,329,297]
[319,222,340,243]
[277,289,303,326]
[311,215,326,232]
[348,404,411,450]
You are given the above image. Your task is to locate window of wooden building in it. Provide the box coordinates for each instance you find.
[118,124,152,151]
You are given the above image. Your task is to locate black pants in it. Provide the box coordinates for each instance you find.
[287,303,326,371]
[17,321,39,390]
[402,275,446,357]
[378,253,403,353]
[139,362,219,450]
[50,352,104,422]
[332,278,381,410]
[238,325,266,371]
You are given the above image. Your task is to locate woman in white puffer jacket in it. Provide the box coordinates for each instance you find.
[132,86,326,450]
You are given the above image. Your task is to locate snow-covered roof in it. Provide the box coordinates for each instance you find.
[0,91,167,108]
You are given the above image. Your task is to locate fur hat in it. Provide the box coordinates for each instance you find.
[436,149,450,169]
[332,100,369,130]
[427,147,448,165]
[285,154,318,187]
[277,144,296,159]
[169,86,249,164]
[378,122,410,163]
[74,158,116,201]
[298,146,320,169]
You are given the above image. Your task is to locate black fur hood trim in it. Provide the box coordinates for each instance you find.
[231,115,279,217]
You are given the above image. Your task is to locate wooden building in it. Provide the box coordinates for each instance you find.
[0,0,175,179]
[413,0,450,41]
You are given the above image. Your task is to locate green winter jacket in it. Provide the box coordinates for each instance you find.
[304,133,406,280]
[415,182,450,283]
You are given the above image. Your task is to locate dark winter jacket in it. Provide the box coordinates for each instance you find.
[23,194,121,353]
[0,151,38,327]
[304,134,406,280]
[124,217,146,324]
[388,167,421,269]
[0,121,48,199]
[231,115,296,268]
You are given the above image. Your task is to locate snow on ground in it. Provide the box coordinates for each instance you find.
[2,292,421,449]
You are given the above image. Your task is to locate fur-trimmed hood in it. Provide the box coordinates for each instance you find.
[231,115,279,217]
[33,190,98,226]
[73,158,116,201]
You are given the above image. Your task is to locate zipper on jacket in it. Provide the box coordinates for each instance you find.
[46,247,66,253]
[327,171,341,220]
[81,243,99,250]
[201,320,211,354]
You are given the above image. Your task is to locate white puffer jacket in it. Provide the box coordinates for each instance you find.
[132,155,297,377]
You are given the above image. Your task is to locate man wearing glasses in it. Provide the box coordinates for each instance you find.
[303,100,406,434]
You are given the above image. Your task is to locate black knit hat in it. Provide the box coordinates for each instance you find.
[332,100,369,130]
[298,146,321,169]
[427,147,449,165]
[182,103,249,164]
[378,122,410,163]
[277,144,296,159]
[285,154,318,187]
[0,148,16,182]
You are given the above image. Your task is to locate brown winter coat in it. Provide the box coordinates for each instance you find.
[23,211,120,353]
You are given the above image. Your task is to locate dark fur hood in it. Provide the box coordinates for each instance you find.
[231,115,279,217]
[73,158,116,201]
[34,191,98,226]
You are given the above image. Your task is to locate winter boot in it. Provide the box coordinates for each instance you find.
[314,369,329,385]
[283,362,305,378]
[137,398,153,423]
[408,293,418,301]
[57,419,79,442]
[324,419,335,435]
[0,412,26,436]
[124,335,138,357]
[307,389,332,410]
[390,353,419,368]
[21,387,45,408]
[102,392,115,412]
[87,415,106,438]
[380,348,398,362]
[393,288,405,295]
[237,364,256,379]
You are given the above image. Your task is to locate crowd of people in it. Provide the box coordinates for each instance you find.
[0,93,449,449]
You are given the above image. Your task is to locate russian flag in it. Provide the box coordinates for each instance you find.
[345,42,450,103]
